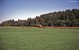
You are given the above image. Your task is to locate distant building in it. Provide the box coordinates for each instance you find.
[36,24,42,27]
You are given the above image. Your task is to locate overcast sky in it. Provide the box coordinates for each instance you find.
[0,0,79,23]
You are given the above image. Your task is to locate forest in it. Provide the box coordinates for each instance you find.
[0,9,79,27]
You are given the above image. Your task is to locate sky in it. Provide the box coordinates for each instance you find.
[0,0,79,23]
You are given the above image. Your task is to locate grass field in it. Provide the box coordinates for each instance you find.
[0,27,79,50]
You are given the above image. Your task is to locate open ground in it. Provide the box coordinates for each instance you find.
[0,27,79,50]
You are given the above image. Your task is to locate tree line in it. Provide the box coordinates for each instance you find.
[0,9,79,27]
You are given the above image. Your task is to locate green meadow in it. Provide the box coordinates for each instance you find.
[0,27,79,50]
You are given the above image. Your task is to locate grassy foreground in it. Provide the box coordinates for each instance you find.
[0,27,79,50]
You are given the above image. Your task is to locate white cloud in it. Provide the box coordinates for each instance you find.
[68,0,78,3]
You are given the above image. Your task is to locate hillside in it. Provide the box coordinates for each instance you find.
[0,9,79,27]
